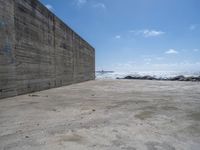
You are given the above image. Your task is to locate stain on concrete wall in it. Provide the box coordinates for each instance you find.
[3,38,12,56]
[0,0,95,99]
[0,20,6,28]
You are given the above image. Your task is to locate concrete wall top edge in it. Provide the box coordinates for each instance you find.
[25,0,95,51]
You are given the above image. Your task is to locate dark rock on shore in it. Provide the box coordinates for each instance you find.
[118,75,200,82]
[124,75,157,80]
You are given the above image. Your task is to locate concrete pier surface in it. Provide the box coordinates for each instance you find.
[0,80,200,150]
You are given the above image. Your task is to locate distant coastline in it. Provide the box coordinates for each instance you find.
[96,71,200,81]
[96,70,114,74]
[118,75,200,82]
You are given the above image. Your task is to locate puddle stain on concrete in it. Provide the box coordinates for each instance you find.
[161,106,178,111]
[188,112,200,121]
[58,134,84,145]
[122,146,137,150]
[135,111,154,120]
[106,100,148,110]
[145,141,176,150]
[182,124,200,137]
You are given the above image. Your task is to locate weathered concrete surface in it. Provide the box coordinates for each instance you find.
[0,0,95,99]
[0,80,200,150]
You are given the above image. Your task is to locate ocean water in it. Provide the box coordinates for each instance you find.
[96,71,200,79]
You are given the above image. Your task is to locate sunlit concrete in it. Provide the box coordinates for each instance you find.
[0,80,200,150]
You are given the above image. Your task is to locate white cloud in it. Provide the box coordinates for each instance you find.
[189,24,197,31]
[75,1,106,9]
[76,0,87,7]
[144,58,152,62]
[129,30,135,33]
[45,4,53,10]
[156,57,164,60]
[113,61,137,72]
[165,49,178,54]
[152,62,200,71]
[115,35,121,39]
[143,30,165,37]
[93,3,106,9]
[193,49,199,52]
[130,29,165,37]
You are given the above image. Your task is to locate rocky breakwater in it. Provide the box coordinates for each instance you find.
[117,75,200,82]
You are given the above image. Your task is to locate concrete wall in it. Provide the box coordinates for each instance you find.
[0,0,95,99]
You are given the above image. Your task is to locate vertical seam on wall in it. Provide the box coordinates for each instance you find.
[53,15,56,86]
[13,0,17,95]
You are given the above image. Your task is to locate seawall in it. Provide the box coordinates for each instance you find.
[0,0,95,99]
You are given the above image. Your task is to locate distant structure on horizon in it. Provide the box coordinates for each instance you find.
[0,0,95,99]
[96,70,114,74]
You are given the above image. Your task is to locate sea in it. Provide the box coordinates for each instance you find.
[96,71,200,79]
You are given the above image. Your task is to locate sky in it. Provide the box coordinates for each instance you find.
[40,0,200,72]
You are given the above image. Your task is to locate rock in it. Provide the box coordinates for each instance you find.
[124,76,135,79]
[29,94,39,97]
[169,75,185,81]
[121,75,200,82]
[141,75,156,80]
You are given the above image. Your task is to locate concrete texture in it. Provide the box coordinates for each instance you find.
[0,80,200,150]
[0,0,95,99]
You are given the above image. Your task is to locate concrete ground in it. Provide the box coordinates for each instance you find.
[0,80,200,150]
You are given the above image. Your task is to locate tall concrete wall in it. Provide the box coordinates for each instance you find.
[0,0,95,99]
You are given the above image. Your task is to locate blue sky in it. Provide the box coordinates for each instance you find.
[40,0,200,72]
